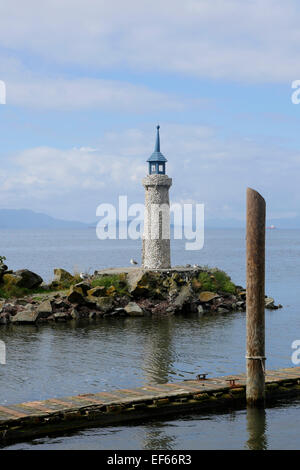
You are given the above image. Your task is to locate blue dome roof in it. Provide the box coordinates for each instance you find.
[147,125,167,162]
[147,151,167,162]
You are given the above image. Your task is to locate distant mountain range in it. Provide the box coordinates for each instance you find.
[205,217,300,229]
[0,209,299,229]
[0,209,88,229]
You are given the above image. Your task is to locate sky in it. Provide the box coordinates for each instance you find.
[0,0,300,224]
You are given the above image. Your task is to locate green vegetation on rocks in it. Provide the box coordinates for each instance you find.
[0,265,281,326]
[91,274,128,296]
[198,270,236,294]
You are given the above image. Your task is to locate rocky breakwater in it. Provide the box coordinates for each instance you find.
[0,266,282,325]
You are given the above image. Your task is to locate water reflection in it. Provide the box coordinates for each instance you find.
[245,406,267,450]
[0,311,262,405]
[142,317,176,384]
[142,423,177,450]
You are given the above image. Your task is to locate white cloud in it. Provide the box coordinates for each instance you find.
[7,77,194,111]
[1,124,300,221]
[0,0,300,83]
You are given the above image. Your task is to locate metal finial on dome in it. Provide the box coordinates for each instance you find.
[147,125,167,174]
[154,124,160,152]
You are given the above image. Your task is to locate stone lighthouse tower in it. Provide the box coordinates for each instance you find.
[142,125,172,269]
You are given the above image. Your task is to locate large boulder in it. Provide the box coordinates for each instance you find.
[126,269,142,292]
[53,268,74,284]
[124,302,144,317]
[126,269,163,298]
[199,291,219,302]
[0,264,8,281]
[87,286,106,297]
[173,284,193,309]
[2,273,22,288]
[36,300,53,318]
[53,312,69,322]
[67,286,86,305]
[74,282,91,295]
[3,270,43,290]
[11,305,39,323]
[126,270,149,296]
[90,296,114,313]
[14,269,43,289]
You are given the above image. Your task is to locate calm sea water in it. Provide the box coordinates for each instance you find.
[0,228,300,449]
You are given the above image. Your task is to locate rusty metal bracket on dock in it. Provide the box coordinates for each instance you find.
[196,373,208,381]
[226,379,240,388]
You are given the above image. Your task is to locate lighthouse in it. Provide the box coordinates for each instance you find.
[142,125,172,269]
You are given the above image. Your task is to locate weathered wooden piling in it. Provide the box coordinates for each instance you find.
[246,188,266,406]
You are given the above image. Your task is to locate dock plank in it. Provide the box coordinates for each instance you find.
[1,366,300,443]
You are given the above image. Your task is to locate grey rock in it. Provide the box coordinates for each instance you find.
[0,312,10,324]
[197,305,204,315]
[53,299,69,310]
[89,296,114,313]
[124,302,144,316]
[217,307,230,314]
[53,312,68,321]
[173,284,193,308]
[11,306,39,323]
[67,285,86,305]
[126,270,146,294]
[15,299,29,306]
[36,300,52,318]
[70,307,80,320]
[75,282,91,295]
[87,286,106,297]
[53,268,74,283]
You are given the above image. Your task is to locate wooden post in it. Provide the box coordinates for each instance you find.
[246,188,266,406]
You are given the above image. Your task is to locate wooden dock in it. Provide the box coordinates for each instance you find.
[1,366,300,445]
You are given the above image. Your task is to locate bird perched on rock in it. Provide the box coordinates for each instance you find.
[79,272,89,280]
[79,268,91,280]
[193,264,199,269]
[130,258,138,265]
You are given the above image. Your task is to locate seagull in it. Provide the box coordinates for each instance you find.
[130,258,138,265]
[79,272,89,280]
[79,267,92,280]
[193,264,199,269]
